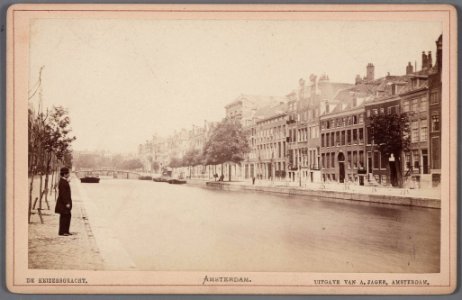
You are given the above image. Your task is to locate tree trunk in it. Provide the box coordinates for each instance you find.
[228,164,232,182]
[28,174,35,223]
[42,154,52,208]
[49,168,55,195]
[54,165,59,202]
[38,174,43,210]
[28,152,37,223]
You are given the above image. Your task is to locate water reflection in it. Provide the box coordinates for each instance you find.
[81,179,440,273]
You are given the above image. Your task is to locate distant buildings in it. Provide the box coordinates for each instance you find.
[137,34,443,188]
[138,121,217,174]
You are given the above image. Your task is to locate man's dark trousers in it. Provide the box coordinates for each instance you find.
[59,213,71,235]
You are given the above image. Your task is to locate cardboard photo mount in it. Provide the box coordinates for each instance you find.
[5,3,458,295]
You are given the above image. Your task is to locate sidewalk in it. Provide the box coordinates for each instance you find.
[188,177,441,208]
[28,179,104,270]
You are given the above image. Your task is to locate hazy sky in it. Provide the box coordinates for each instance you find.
[29,19,442,153]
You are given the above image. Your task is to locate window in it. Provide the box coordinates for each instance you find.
[359,128,364,143]
[411,99,418,112]
[353,129,357,143]
[367,127,374,144]
[336,132,340,146]
[367,110,371,117]
[353,115,357,124]
[380,107,385,114]
[359,151,364,168]
[430,91,440,104]
[373,109,378,115]
[373,151,380,169]
[347,151,352,168]
[432,137,441,169]
[413,150,420,169]
[321,134,324,147]
[420,97,427,112]
[341,131,346,145]
[353,151,358,168]
[405,153,411,170]
[402,100,409,112]
[322,154,325,168]
[326,133,329,147]
[432,113,440,132]
[420,119,428,142]
[411,121,419,142]
[347,130,351,144]
[331,153,335,168]
[331,132,335,146]
[380,152,388,169]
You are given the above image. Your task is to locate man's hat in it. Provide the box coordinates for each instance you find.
[60,167,70,176]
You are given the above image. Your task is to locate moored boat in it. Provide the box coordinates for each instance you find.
[80,176,100,183]
[168,179,187,184]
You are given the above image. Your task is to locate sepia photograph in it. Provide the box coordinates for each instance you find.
[5,3,457,295]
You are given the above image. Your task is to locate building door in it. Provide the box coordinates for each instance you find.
[268,163,272,180]
[422,150,429,174]
[389,161,398,187]
[338,152,345,183]
[339,163,345,183]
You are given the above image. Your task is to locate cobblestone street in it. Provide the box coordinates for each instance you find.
[28,191,104,270]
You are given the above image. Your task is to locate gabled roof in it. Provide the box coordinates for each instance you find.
[254,102,287,122]
[317,81,354,101]
[225,94,287,109]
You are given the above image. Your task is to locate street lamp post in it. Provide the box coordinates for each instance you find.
[298,160,301,187]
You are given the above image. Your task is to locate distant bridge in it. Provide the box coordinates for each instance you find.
[74,169,143,179]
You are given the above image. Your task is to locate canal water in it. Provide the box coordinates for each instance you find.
[80,179,440,273]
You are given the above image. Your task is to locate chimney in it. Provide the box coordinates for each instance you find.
[427,51,433,68]
[309,74,317,99]
[406,62,414,74]
[366,63,375,81]
[422,51,428,70]
[355,74,362,85]
[436,34,442,74]
[298,78,305,100]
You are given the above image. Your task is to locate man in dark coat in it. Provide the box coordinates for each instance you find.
[55,167,73,236]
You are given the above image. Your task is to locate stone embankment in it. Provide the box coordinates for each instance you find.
[201,180,441,209]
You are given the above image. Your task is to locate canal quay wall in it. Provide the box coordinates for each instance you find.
[202,181,441,209]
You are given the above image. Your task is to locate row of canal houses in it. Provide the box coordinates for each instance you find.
[138,35,442,188]
[234,35,442,188]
